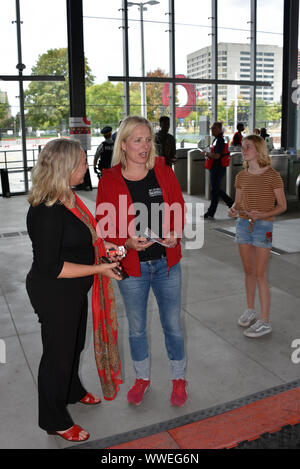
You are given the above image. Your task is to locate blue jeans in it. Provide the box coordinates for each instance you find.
[118,258,186,380]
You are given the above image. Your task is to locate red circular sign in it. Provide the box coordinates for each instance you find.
[162,75,196,119]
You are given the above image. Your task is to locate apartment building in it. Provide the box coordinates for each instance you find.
[187,42,283,105]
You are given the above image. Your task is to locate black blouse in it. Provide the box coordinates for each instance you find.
[27,202,94,279]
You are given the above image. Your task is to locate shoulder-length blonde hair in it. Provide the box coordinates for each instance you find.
[28,138,82,207]
[112,115,156,170]
[242,134,271,168]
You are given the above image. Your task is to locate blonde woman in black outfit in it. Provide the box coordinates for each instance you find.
[26,139,122,442]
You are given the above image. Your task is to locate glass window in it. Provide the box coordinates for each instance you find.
[257,0,283,146]
[0,82,30,195]
[175,0,212,78]
[218,85,250,141]
[1,0,69,194]
[175,83,212,146]
[217,0,251,131]
[127,0,170,78]
[83,0,124,184]
[129,80,167,123]
[0,1,18,75]
[83,1,123,85]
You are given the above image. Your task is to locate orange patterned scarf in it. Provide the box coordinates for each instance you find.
[66,192,122,400]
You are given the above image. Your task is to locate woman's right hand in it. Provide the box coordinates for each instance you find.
[228,206,239,218]
[96,262,123,281]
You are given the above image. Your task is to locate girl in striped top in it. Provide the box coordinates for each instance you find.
[228,135,287,338]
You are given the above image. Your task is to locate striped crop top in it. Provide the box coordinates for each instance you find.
[235,167,284,221]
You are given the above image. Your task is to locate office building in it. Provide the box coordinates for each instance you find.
[187,42,283,105]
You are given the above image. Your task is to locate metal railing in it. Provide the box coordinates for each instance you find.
[0,144,101,195]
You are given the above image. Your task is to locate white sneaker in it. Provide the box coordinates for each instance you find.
[244,320,272,338]
[238,309,256,327]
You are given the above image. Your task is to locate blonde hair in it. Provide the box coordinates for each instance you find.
[242,135,271,168]
[112,115,156,170]
[28,138,82,207]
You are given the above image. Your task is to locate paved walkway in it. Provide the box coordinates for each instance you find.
[0,191,299,449]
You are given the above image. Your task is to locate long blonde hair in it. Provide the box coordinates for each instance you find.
[242,134,271,168]
[112,115,156,170]
[28,138,82,207]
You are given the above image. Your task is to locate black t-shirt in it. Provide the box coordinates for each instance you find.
[211,133,225,169]
[123,169,166,261]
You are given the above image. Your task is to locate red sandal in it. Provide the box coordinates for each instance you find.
[47,424,90,442]
[80,392,101,405]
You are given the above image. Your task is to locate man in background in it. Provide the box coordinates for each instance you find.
[155,116,177,166]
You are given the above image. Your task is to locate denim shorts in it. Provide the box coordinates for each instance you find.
[235,218,273,248]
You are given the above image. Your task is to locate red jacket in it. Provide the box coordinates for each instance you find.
[95,157,186,277]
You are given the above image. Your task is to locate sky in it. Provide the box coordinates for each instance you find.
[0,0,286,117]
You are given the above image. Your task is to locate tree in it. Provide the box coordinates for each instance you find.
[146,68,169,121]
[255,98,268,126]
[0,90,10,123]
[86,81,124,127]
[265,102,281,123]
[24,48,94,129]
[129,68,170,121]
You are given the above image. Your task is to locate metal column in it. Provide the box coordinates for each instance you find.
[211,0,218,122]
[281,0,299,149]
[122,0,130,117]
[15,0,28,193]
[249,0,257,133]
[169,0,176,137]
[66,0,92,190]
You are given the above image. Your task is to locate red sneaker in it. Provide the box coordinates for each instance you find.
[127,379,150,406]
[170,379,187,407]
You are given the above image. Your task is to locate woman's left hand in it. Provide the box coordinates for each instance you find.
[163,232,178,248]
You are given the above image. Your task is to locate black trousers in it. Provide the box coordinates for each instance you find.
[207,165,234,217]
[26,274,91,431]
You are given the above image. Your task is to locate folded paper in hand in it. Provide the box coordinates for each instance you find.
[144,227,165,246]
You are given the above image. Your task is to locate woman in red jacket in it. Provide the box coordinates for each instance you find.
[96,116,187,407]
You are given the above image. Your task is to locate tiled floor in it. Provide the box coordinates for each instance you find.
[0,190,300,449]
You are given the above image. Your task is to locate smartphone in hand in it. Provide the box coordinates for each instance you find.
[100,256,129,280]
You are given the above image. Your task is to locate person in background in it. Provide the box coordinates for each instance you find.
[93,126,114,178]
[112,120,122,143]
[203,122,234,219]
[155,116,177,166]
[231,122,245,147]
[96,116,188,408]
[253,128,260,136]
[228,135,286,338]
[260,127,270,140]
[26,138,122,443]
